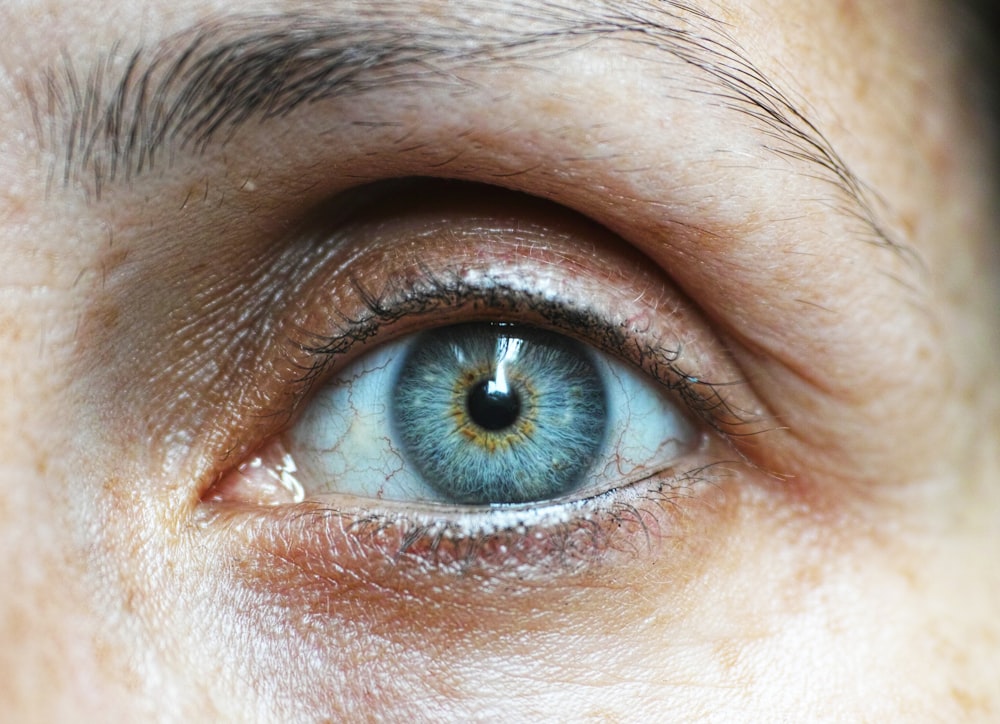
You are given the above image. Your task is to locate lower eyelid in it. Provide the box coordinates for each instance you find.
[201,354,747,586]
[203,318,737,580]
[198,448,738,586]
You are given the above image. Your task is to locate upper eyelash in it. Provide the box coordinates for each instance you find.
[283,266,754,435]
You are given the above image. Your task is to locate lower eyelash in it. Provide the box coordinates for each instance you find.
[202,460,736,582]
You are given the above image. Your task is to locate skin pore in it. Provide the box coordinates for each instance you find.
[0,0,999,720]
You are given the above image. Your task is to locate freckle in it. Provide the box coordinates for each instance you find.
[534,95,570,120]
[836,0,861,24]
[899,212,918,239]
[950,686,988,716]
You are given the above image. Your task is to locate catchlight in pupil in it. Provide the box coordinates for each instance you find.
[467,378,521,432]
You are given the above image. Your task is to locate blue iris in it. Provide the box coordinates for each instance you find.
[392,325,608,504]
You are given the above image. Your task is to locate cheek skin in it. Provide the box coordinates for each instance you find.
[0,290,153,716]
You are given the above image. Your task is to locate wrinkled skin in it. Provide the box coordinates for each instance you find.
[1,0,998,721]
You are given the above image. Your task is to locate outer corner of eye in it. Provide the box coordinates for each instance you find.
[206,322,701,513]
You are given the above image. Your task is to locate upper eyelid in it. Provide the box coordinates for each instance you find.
[256,182,766,450]
[295,271,751,432]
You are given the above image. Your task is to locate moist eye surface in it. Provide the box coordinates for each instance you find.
[392,324,608,505]
[269,308,699,510]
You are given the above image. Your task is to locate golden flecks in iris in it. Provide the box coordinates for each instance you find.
[448,365,539,455]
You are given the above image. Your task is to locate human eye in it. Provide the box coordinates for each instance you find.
[269,321,695,506]
[199,179,750,571]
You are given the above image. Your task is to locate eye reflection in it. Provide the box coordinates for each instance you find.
[394,325,607,504]
[284,322,698,507]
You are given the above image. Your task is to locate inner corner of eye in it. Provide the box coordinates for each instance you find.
[203,437,306,507]
[209,322,698,510]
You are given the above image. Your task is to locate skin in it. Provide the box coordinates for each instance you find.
[1,0,998,720]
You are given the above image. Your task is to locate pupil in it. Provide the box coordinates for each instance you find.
[466,379,521,431]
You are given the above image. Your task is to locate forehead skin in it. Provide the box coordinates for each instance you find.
[0,0,999,721]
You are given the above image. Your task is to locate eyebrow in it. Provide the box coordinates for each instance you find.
[24,1,899,252]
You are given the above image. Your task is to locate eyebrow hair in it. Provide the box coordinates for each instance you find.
[24,1,900,252]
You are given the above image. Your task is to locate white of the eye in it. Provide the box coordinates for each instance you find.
[593,354,696,485]
[287,335,696,503]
